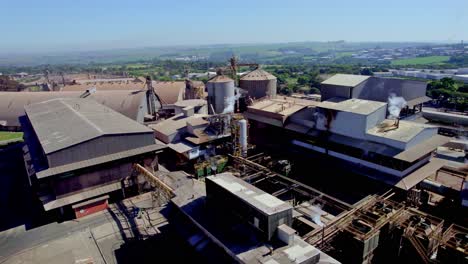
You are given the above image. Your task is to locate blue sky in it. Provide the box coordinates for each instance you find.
[1,0,467,53]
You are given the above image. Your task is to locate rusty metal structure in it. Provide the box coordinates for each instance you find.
[228,154,467,263]
[228,56,259,86]
[438,224,468,263]
[134,163,175,206]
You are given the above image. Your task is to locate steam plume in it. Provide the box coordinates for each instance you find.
[310,205,324,227]
[222,88,241,114]
[387,93,407,119]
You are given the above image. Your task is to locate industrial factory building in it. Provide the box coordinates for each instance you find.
[245,94,448,190]
[206,173,293,240]
[0,89,161,131]
[150,112,239,165]
[321,74,431,114]
[21,98,166,217]
[171,172,340,263]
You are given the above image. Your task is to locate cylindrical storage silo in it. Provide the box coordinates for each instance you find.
[206,75,235,114]
[238,119,248,157]
[239,68,277,99]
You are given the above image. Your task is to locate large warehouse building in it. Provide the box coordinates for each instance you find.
[0,89,161,131]
[21,98,166,217]
[62,79,205,116]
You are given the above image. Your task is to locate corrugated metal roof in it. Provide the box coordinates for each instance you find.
[0,90,148,127]
[240,69,276,81]
[149,113,208,140]
[406,96,432,107]
[321,74,370,87]
[394,135,450,162]
[207,75,234,83]
[153,81,186,105]
[36,143,166,179]
[25,98,153,154]
[318,97,387,115]
[61,82,145,92]
[207,173,292,216]
[394,158,446,190]
[167,141,195,154]
[74,78,138,84]
[42,181,122,211]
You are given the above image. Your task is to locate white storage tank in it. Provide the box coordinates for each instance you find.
[206,75,235,114]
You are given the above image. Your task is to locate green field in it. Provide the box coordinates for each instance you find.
[0,131,23,142]
[335,51,354,58]
[391,56,450,65]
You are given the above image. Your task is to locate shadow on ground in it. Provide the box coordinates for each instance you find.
[114,224,203,264]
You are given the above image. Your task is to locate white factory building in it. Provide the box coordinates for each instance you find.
[245,75,448,190]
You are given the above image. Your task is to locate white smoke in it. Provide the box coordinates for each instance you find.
[222,88,242,114]
[310,205,324,227]
[387,93,407,119]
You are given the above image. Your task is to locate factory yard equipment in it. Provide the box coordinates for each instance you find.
[194,155,228,178]
[270,159,292,176]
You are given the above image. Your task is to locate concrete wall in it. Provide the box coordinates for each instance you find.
[316,110,367,140]
[406,127,438,149]
[206,178,292,241]
[320,84,352,101]
[365,106,387,131]
[289,107,316,128]
[292,139,431,177]
[47,133,155,167]
[352,77,427,102]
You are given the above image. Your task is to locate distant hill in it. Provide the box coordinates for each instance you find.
[0,41,435,66]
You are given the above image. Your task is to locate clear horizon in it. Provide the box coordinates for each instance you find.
[2,0,468,53]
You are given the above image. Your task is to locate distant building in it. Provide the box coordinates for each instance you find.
[372,72,394,78]
[21,98,166,217]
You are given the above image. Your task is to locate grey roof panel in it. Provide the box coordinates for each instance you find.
[207,173,292,216]
[25,98,153,154]
[321,74,370,87]
[0,90,148,127]
[318,97,387,115]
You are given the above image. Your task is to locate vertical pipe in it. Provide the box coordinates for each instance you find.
[238,119,248,157]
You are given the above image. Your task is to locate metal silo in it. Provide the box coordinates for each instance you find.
[239,68,277,99]
[206,74,235,114]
